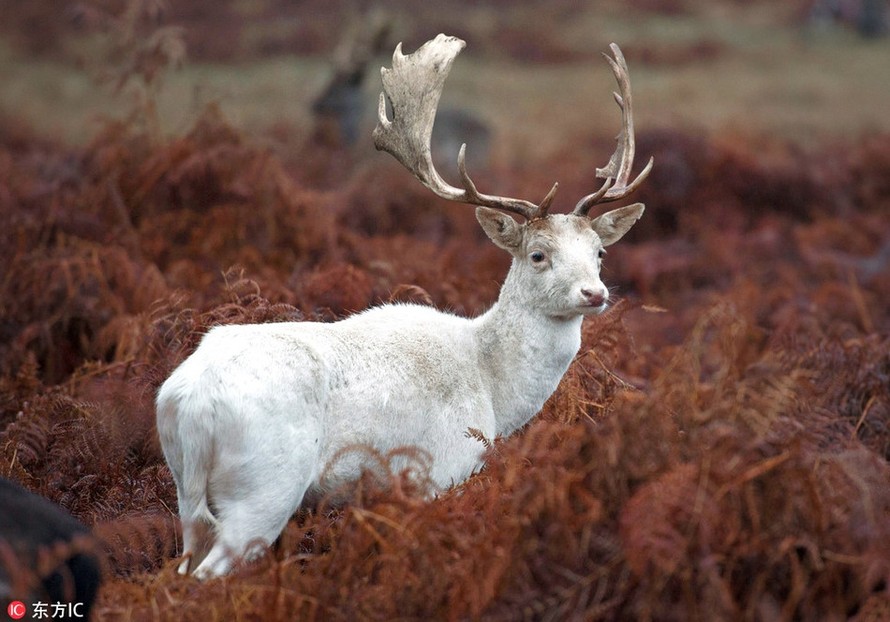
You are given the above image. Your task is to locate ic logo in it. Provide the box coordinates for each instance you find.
[7,600,26,620]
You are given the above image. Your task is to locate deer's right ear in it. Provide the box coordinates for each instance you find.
[476,207,523,253]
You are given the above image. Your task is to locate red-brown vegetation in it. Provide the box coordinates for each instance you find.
[2,99,888,620]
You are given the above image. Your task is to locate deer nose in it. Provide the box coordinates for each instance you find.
[581,288,607,307]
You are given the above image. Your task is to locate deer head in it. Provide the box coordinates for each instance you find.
[374,34,652,318]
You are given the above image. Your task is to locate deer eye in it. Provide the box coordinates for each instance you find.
[530,250,547,264]
[598,248,607,260]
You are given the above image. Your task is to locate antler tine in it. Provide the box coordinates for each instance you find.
[573,43,654,217]
[374,34,555,221]
[456,143,559,218]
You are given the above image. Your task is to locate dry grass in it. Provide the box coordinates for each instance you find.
[1,1,888,151]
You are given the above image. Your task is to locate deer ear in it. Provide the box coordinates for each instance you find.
[590,203,645,247]
[476,207,523,252]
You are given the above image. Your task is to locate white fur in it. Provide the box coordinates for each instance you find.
[156,209,642,578]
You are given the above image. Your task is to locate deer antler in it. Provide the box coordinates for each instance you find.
[373,34,558,221]
[572,43,654,217]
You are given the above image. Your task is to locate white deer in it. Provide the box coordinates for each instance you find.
[156,34,653,578]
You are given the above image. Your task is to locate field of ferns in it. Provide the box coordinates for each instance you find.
[1,1,888,620]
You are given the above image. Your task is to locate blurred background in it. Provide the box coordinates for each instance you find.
[1,0,887,170]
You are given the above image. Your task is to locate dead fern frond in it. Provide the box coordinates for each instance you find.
[464,427,492,450]
[93,512,181,578]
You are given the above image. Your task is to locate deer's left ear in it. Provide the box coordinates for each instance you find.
[590,203,645,247]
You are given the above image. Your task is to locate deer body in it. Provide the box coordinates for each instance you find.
[158,35,652,578]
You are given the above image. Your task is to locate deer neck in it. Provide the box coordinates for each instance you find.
[472,270,583,437]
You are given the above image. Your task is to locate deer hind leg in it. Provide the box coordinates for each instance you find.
[191,424,321,579]
[191,469,315,579]
[177,512,215,574]
[160,421,219,575]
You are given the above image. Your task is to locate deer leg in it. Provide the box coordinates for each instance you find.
[177,511,215,574]
[192,420,321,579]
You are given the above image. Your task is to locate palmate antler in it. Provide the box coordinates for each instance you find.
[373,34,651,221]
[372,35,557,221]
